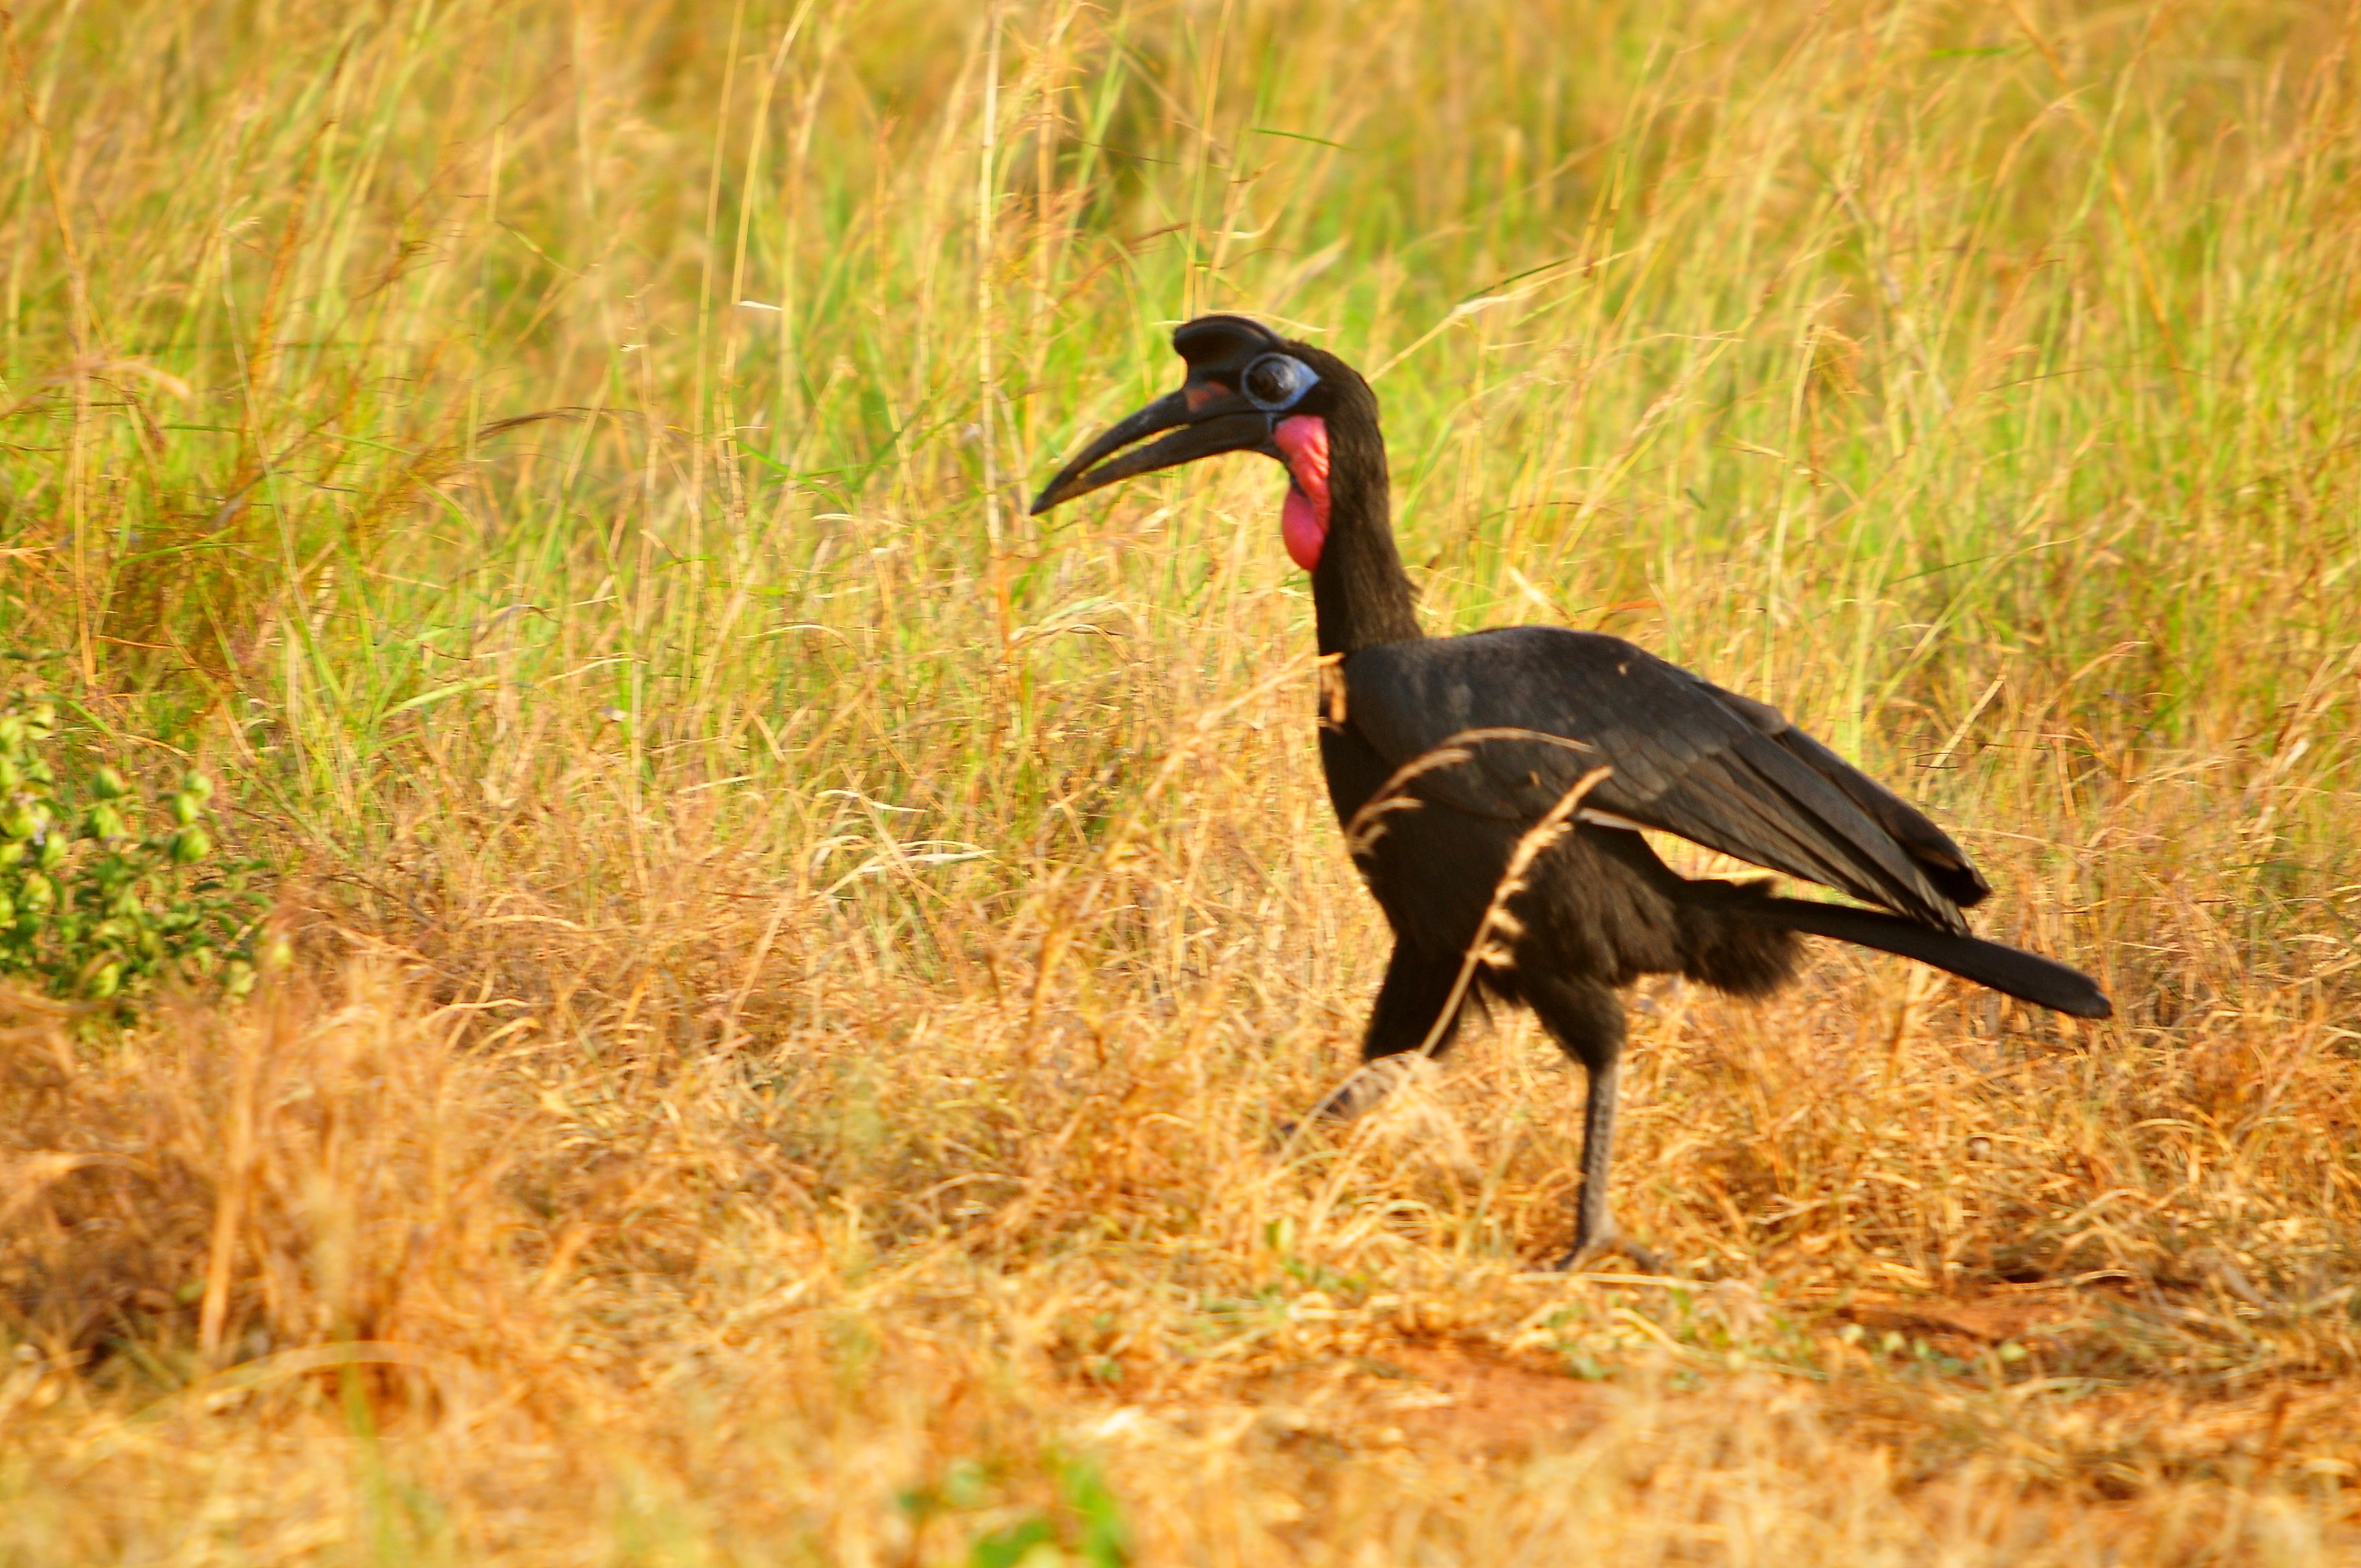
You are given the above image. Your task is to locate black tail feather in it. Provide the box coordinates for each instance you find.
[1752,896,2111,1019]
[1585,828,2111,1018]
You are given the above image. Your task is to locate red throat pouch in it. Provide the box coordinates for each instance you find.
[1273,415,1330,571]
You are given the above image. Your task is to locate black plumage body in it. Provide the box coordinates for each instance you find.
[1324,627,2108,1028]
[1029,314,2111,1269]
[1317,695,1806,1020]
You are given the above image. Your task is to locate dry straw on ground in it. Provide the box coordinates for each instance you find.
[2,0,2358,1562]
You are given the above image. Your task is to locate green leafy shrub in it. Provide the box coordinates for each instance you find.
[0,692,271,1016]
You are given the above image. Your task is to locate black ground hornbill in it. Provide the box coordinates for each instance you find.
[1030,315,2110,1271]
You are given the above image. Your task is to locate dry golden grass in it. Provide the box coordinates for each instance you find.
[3,0,2359,1561]
[7,924,2357,1562]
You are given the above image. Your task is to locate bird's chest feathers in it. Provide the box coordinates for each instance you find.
[1272,415,1330,571]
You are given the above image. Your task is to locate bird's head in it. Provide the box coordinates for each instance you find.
[1028,315,1377,573]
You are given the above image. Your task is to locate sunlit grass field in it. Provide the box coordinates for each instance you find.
[3,0,2359,1560]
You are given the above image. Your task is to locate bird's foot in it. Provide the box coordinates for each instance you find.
[1274,1057,1430,1150]
[1552,1222,1668,1277]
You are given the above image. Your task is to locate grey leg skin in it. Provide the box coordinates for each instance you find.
[1294,944,1466,1130]
[1527,976,1666,1275]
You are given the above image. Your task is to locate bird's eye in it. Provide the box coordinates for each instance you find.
[1242,353,1317,411]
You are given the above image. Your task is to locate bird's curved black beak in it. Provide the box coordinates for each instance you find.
[1028,315,1288,516]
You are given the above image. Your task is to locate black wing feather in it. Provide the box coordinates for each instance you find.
[1342,627,1979,932]
[1750,715,1991,908]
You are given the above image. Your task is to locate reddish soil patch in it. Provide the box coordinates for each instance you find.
[1370,1343,1607,1455]
[1837,1289,2094,1356]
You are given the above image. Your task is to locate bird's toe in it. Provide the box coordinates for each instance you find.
[1554,1225,1669,1277]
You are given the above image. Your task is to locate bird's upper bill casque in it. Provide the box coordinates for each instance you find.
[1028,315,1336,571]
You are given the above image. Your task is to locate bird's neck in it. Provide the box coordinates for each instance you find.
[1309,420,1422,656]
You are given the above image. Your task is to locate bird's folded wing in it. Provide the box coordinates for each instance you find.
[1341,626,1977,932]
[1695,677,1990,909]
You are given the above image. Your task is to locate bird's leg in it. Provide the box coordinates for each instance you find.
[1300,1053,1427,1123]
[1555,1053,1665,1275]
[1282,944,1465,1142]
[1529,976,1666,1275]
